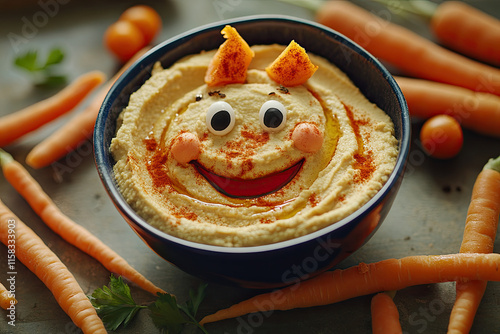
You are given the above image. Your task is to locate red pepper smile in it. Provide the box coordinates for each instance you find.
[191,159,304,199]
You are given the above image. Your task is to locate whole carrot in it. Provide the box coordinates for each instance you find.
[201,253,500,325]
[26,47,149,169]
[315,1,500,96]
[0,70,106,147]
[371,292,402,334]
[370,0,500,66]
[0,149,165,296]
[431,1,500,66]
[0,200,107,334]
[0,281,17,310]
[395,76,500,138]
[447,156,500,334]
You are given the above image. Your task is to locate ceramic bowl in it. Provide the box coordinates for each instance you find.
[94,15,410,289]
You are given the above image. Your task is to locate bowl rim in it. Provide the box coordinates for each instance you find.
[94,14,411,255]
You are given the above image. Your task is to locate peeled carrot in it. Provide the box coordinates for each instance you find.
[395,76,500,138]
[0,71,106,147]
[431,1,500,66]
[315,1,500,96]
[26,47,149,169]
[0,200,106,333]
[0,282,17,310]
[200,253,500,325]
[447,156,500,334]
[0,149,165,296]
[459,156,500,254]
[371,292,402,334]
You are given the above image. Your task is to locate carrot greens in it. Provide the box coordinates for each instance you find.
[90,275,208,333]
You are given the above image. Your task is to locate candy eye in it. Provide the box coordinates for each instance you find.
[206,101,235,136]
[259,100,287,132]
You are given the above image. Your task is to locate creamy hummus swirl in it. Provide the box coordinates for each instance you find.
[110,44,398,246]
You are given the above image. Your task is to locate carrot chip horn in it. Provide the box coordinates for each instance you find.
[205,25,255,86]
[266,40,318,87]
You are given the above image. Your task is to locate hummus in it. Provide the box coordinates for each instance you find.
[110,44,399,247]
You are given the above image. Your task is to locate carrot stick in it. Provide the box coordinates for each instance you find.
[0,71,106,147]
[371,292,402,334]
[0,200,106,333]
[447,156,500,334]
[314,1,500,96]
[395,76,500,138]
[0,282,17,310]
[200,253,500,325]
[0,149,165,296]
[431,1,500,67]
[25,47,149,169]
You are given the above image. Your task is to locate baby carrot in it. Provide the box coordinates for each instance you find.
[200,253,500,325]
[0,200,106,333]
[0,149,165,296]
[395,76,500,138]
[447,156,500,334]
[0,281,17,310]
[26,47,149,169]
[0,70,106,147]
[315,1,500,96]
[371,292,402,334]
[431,1,500,66]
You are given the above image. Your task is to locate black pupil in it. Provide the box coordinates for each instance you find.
[211,110,231,131]
[264,107,283,128]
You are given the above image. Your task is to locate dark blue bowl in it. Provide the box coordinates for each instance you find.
[94,15,410,289]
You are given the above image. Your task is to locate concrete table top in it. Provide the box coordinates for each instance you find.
[1,1,499,333]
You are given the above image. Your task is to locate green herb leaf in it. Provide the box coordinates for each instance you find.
[179,283,208,318]
[14,50,39,72]
[35,75,67,88]
[90,276,209,333]
[44,47,65,67]
[148,293,187,334]
[13,47,66,87]
[89,275,146,331]
[93,303,142,331]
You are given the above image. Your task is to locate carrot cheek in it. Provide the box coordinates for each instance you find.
[292,122,323,153]
[171,132,201,164]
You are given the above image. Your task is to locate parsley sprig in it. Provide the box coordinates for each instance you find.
[13,47,67,87]
[89,275,209,333]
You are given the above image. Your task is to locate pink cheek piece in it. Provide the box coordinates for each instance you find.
[171,132,201,164]
[292,123,324,153]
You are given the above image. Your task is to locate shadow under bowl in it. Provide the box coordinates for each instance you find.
[94,15,410,289]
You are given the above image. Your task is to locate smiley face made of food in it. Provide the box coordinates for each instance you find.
[111,25,398,246]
